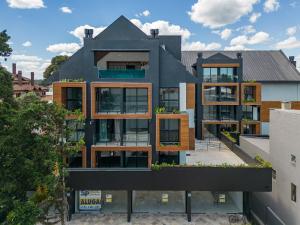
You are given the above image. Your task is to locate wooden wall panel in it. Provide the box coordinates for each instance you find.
[202,83,239,106]
[261,101,281,122]
[189,128,195,150]
[291,101,300,110]
[91,146,152,168]
[241,83,261,105]
[52,82,86,118]
[91,82,152,119]
[186,83,195,109]
[156,114,190,151]
[82,147,87,168]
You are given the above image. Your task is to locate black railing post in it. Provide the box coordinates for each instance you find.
[127,190,132,222]
[186,191,192,222]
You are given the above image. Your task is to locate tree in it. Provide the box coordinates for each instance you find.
[0,78,83,224]
[0,66,14,104]
[0,30,13,59]
[43,55,69,79]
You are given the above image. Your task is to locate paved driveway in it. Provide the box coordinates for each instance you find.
[68,213,247,225]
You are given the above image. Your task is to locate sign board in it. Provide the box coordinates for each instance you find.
[79,190,102,211]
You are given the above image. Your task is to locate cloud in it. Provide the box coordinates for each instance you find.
[224,45,250,50]
[6,0,45,9]
[275,37,300,49]
[130,19,191,41]
[182,41,221,50]
[70,25,106,44]
[264,0,280,13]
[46,43,81,55]
[220,29,232,40]
[286,26,297,36]
[249,12,261,23]
[60,6,72,14]
[188,0,259,29]
[22,41,32,47]
[10,54,50,79]
[230,31,269,46]
[136,10,150,17]
[237,25,256,34]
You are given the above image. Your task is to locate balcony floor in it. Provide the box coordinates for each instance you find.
[186,139,246,166]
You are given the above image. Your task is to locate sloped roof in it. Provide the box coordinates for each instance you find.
[181,50,300,82]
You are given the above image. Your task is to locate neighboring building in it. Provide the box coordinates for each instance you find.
[240,108,300,225]
[181,51,300,137]
[11,63,48,98]
[51,16,272,222]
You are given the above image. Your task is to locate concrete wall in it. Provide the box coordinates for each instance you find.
[241,109,300,225]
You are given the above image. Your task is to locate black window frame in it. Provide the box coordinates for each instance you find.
[202,67,237,82]
[159,88,180,112]
[65,87,83,112]
[159,119,180,146]
[66,120,85,143]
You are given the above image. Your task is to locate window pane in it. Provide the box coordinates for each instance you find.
[159,88,179,112]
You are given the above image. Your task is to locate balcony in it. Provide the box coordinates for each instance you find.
[99,69,146,79]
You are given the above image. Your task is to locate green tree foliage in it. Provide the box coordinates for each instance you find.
[0,66,14,104]
[43,55,69,79]
[0,30,12,58]
[0,77,83,224]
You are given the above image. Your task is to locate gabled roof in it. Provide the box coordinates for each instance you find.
[94,15,148,41]
[181,50,300,82]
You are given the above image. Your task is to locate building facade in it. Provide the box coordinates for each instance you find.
[240,109,300,225]
[51,16,274,222]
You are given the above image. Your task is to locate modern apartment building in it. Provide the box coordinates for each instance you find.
[240,108,300,225]
[51,16,274,222]
[181,51,300,136]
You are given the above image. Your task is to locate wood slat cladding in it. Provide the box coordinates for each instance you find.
[261,101,281,122]
[52,82,87,119]
[291,101,300,110]
[189,128,195,150]
[90,82,152,119]
[91,146,152,168]
[241,83,261,105]
[202,63,240,68]
[186,83,195,109]
[156,114,190,151]
[202,83,240,106]
[240,121,261,135]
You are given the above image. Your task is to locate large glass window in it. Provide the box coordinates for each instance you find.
[123,120,149,146]
[96,88,122,113]
[242,106,260,120]
[159,88,179,112]
[204,86,237,102]
[160,119,180,145]
[242,124,257,134]
[96,88,148,114]
[65,87,82,112]
[158,151,179,164]
[95,151,148,168]
[204,86,218,102]
[94,119,150,146]
[68,151,83,168]
[219,106,236,120]
[125,151,148,167]
[244,86,255,102]
[66,120,85,142]
[125,88,148,113]
[95,120,121,146]
[203,67,237,82]
[203,106,218,120]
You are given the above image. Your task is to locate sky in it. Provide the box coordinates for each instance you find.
[0,0,300,79]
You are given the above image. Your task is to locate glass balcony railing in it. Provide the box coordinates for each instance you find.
[203,75,239,83]
[99,69,145,79]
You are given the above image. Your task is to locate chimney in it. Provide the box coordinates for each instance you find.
[150,29,159,38]
[197,52,203,59]
[237,52,242,58]
[17,71,22,85]
[12,63,16,75]
[84,29,93,39]
[281,101,291,110]
[289,56,296,67]
[31,72,34,86]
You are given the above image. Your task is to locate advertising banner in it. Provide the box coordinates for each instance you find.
[79,190,102,211]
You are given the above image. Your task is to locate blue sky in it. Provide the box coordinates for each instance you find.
[0,0,300,79]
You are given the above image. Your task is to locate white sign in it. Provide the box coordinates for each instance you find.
[79,190,102,211]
